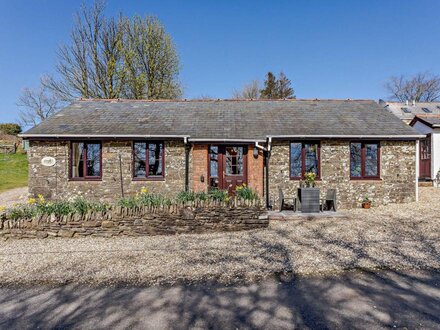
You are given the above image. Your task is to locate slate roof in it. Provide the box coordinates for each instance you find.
[410,114,440,128]
[381,101,440,121]
[21,99,423,141]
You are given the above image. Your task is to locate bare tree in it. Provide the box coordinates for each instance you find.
[17,79,64,127]
[385,72,440,102]
[195,94,215,100]
[44,1,181,100]
[45,1,125,100]
[232,80,260,99]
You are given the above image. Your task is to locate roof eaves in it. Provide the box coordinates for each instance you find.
[267,134,425,140]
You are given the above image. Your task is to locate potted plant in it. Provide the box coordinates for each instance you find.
[299,172,320,212]
[362,195,372,209]
[304,172,316,188]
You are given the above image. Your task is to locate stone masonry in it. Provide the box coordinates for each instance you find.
[28,140,186,200]
[28,141,265,201]
[269,140,416,209]
[0,203,267,239]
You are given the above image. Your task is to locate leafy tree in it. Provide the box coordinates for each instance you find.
[277,72,295,99]
[122,16,181,99]
[260,72,278,99]
[385,72,440,102]
[0,123,22,135]
[232,80,260,99]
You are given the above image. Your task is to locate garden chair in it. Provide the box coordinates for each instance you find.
[320,189,337,212]
[278,188,299,212]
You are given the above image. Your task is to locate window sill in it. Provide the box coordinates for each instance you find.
[69,178,102,182]
[290,178,322,181]
[132,177,165,182]
[350,178,383,182]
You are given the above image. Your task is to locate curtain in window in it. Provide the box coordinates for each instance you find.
[72,143,84,178]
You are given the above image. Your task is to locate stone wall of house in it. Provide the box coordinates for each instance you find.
[269,140,416,209]
[0,204,267,239]
[28,140,186,200]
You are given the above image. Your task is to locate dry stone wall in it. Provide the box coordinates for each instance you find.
[0,203,267,239]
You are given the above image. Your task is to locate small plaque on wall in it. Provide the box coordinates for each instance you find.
[41,156,56,167]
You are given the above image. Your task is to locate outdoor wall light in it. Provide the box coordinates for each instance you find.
[253,147,258,158]
[200,175,204,182]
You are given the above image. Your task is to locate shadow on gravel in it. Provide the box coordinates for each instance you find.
[0,269,439,329]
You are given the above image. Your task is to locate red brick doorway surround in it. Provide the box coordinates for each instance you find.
[191,144,263,197]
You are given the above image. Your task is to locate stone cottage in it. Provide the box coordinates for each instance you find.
[20,99,424,209]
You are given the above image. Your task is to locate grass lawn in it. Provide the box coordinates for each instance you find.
[0,153,28,193]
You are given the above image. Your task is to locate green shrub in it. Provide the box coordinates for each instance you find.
[0,123,22,135]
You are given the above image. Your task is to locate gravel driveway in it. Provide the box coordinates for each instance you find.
[0,187,28,208]
[0,188,438,286]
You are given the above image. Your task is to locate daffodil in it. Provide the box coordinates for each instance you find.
[27,198,36,205]
[140,187,148,194]
[0,206,6,212]
[37,194,45,204]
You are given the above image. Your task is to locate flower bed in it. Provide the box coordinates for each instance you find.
[0,187,267,239]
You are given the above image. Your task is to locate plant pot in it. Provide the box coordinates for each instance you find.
[299,187,320,213]
[362,202,371,209]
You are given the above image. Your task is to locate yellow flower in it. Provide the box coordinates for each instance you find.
[242,183,246,187]
[27,198,36,205]
[225,197,231,202]
[0,206,5,212]
[140,187,148,194]
[37,194,45,204]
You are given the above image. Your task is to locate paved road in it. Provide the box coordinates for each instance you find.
[0,269,439,329]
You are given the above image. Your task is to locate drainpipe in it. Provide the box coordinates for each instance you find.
[265,137,272,209]
[184,137,190,192]
[415,140,419,202]
[255,139,272,209]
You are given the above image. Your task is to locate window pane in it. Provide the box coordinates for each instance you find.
[72,143,84,178]
[350,143,362,177]
[134,142,146,177]
[304,143,319,175]
[365,144,378,177]
[290,143,302,177]
[148,142,163,176]
[86,143,101,177]
[225,147,243,175]
[209,146,218,178]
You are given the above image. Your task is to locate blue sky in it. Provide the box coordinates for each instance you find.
[1,0,440,124]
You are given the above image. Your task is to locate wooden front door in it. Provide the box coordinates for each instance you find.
[419,135,431,179]
[208,145,247,195]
